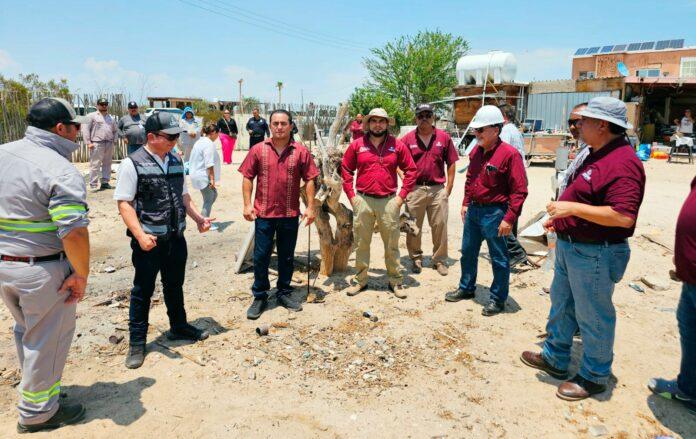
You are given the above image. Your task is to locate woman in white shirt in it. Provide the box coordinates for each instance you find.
[179,106,201,162]
[189,123,221,230]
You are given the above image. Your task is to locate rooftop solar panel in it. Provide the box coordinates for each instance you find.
[586,47,600,55]
[574,48,589,55]
[601,45,614,53]
[670,39,684,48]
[612,44,627,52]
[627,43,642,51]
[655,40,670,50]
[640,41,655,50]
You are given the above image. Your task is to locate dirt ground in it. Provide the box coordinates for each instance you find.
[1,149,695,438]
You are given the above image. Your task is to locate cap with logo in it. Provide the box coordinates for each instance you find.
[415,103,434,115]
[144,112,183,134]
[576,96,633,130]
[97,98,108,105]
[27,97,89,127]
[127,101,139,109]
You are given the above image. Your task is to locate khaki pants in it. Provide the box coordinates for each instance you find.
[352,194,402,287]
[89,141,114,188]
[405,184,449,264]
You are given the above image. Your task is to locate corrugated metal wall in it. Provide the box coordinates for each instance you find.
[526,91,611,131]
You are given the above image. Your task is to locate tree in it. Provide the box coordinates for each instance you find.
[241,96,261,114]
[364,30,468,112]
[18,73,71,100]
[348,86,412,127]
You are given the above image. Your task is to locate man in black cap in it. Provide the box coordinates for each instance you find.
[0,97,90,432]
[118,101,146,155]
[114,112,215,369]
[82,97,117,191]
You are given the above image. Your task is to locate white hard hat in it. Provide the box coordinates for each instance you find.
[469,105,505,129]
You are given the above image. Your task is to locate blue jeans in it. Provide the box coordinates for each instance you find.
[127,144,142,155]
[252,217,299,299]
[678,282,696,398]
[458,204,510,304]
[542,238,630,385]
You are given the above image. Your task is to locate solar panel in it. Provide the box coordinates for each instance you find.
[612,44,627,52]
[640,41,655,50]
[655,40,671,50]
[586,47,600,55]
[627,43,642,51]
[601,45,614,53]
[670,39,684,49]
[574,48,589,55]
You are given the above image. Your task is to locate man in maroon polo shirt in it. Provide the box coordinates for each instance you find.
[345,114,364,141]
[401,103,459,276]
[239,109,319,320]
[521,96,646,401]
[445,105,528,316]
[341,108,417,298]
[648,175,696,415]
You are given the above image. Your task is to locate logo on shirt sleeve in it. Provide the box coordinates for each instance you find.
[582,169,592,181]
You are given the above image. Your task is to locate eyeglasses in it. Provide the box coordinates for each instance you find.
[417,113,433,120]
[567,119,580,127]
[153,132,180,141]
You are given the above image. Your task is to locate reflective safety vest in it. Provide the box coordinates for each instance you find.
[129,147,186,237]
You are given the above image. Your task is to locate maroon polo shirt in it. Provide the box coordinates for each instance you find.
[675,176,696,285]
[463,139,528,223]
[350,120,364,140]
[400,128,459,185]
[554,137,646,241]
[238,139,319,218]
[341,134,417,201]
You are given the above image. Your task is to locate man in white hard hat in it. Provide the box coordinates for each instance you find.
[521,96,646,401]
[445,105,528,316]
[341,108,417,298]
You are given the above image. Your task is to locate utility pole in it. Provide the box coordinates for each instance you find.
[238,78,244,114]
[276,81,283,105]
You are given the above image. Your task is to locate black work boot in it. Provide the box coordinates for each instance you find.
[276,293,303,312]
[167,324,210,341]
[125,343,146,369]
[482,300,505,316]
[247,297,267,320]
[445,288,476,302]
[17,403,86,434]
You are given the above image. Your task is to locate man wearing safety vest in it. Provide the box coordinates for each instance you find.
[0,97,91,433]
[114,112,215,369]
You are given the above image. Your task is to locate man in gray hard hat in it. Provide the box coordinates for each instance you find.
[0,97,90,433]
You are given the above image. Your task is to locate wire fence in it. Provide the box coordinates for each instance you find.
[0,91,339,162]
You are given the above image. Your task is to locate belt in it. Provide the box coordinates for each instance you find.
[557,233,626,246]
[0,252,65,264]
[469,201,507,208]
[357,191,395,199]
[416,181,442,186]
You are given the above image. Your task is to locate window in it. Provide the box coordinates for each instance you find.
[681,57,696,78]
[579,71,595,80]
[636,69,660,78]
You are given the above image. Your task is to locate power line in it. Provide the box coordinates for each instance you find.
[198,0,369,50]
[175,0,367,52]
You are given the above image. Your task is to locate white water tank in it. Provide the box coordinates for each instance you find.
[456,51,517,85]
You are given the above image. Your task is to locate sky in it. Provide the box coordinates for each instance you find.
[1,0,694,105]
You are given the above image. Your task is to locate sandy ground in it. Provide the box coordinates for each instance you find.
[1,149,695,438]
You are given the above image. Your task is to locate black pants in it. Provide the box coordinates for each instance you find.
[252,217,299,298]
[249,136,265,148]
[129,235,188,344]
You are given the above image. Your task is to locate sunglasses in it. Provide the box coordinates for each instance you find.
[417,113,433,119]
[153,132,180,141]
[473,127,487,133]
[567,119,580,127]
[98,103,108,106]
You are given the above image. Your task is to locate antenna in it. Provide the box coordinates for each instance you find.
[617,62,629,77]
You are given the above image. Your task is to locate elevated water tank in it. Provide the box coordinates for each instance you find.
[456,51,517,86]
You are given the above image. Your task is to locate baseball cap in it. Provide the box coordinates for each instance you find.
[576,96,633,130]
[127,101,139,109]
[144,112,183,134]
[415,103,434,115]
[97,98,108,105]
[27,97,89,128]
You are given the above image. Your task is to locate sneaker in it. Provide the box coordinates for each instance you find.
[388,283,407,299]
[411,259,422,274]
[648,378,696,414]
[247,297,267,320]
[100,182,113,190]
[167,324,210,341]
[89,186,100,193]
[276,293,303,312]
[482,300,505,316]
[17,403,86,434]
[434,262,448,276]
[125,344,146,369]
[345,284,367,297]
[445,288,475,302]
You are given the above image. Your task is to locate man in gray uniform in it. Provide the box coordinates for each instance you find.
[82,97,117,191]
[118,101,146,155]
[0,98,90,433]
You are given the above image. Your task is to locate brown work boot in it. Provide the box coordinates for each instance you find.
[556,375,606,401]
[388,283,407,299]
[434,262,448,276]
[411,259,422,274]
[346,284,367,297]
[520,351,568,380]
